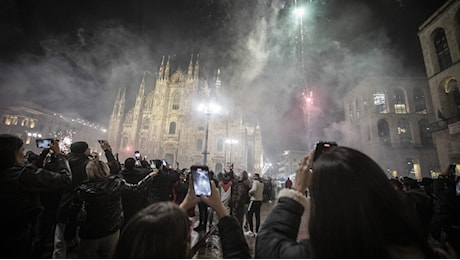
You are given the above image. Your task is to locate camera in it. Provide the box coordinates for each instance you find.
[36,138,53,149]
[313,141,338,161]
[191,165,211,196]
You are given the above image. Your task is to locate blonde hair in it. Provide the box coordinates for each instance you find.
[86,159,110,181]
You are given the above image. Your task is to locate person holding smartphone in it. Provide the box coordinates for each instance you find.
[113,173,250,258]
[0,134,71,258]
[256,145,435,258]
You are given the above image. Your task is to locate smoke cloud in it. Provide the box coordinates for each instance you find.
[0,0,437,160]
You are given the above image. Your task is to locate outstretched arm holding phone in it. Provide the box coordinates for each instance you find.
[179,174,250,258]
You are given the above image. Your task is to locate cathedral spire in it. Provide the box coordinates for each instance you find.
[215,68,221,89]
[158,55,165,81]
[165,55,171,81]
[194,54,199,80]
[187,54,194,79]
[137,72,146,100]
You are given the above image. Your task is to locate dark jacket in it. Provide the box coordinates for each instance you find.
[217,216,251,258]
[147,169,179,203]
[120,167,150,222]
[231,179,250,209]
[56,152,89,222]
[67,174,153,239]
[0,155,71,258]
[255,191,311,258]
[0,154,71,234]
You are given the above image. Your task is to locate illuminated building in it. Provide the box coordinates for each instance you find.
[342,77,440,179]
[418,0,460,170]
[107,55,264,173]
[0,104,107,154]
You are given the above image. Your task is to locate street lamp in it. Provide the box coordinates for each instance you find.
[198,102,222,165]
[225,138,238,166]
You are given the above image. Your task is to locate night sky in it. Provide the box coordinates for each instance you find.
[0,0,449,159]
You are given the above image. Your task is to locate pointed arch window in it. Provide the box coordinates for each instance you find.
[122,136,128,148]
[378,119,390,145]
[413,88,427,114]
[355,98,360,118]
[398,119,412,145]
[197,139,203,152]
[217,139,224,152]
[418,119,432,146]
[434,28,452,71]
[169,122,176,134]
[172,92,180,110]
[393,89,407,114]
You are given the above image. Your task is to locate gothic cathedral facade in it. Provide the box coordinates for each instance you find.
[107,55,264,174]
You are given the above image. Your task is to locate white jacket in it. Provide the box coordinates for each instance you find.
[249,179,264,201]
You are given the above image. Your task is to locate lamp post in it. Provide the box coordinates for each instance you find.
[225,139,238,166]
[198,102,221,166]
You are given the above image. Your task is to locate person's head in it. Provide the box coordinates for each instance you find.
[124,158,136,170]
[113,202,191,258]
[70,141,90,156]
[309,146,429,258]
[253,173,260,180]
[90,151,99,160]
[86,159,110,181]
[239,171,248,181]
[152,159,163,170]
[0,134,24,171]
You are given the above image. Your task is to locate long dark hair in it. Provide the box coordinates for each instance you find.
[0,134,23,172]
[309,146,431,258]
[113,202,191,258]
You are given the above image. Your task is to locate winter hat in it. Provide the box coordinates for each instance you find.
[70,141,89,154]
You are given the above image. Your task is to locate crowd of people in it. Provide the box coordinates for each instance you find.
[1,133,459,258]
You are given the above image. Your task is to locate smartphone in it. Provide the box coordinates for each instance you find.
[313,141,338,161]
[162,159,167,166]
[134,151,140,160]
[191,165,211,196]
[36,139,53,148]
[150,160,156,169]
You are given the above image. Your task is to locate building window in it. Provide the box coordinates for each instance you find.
[140,137,147,151]
[348,103,353,121]
[374,92,388,113]
[197,139,203,152]
[21,118,29,127]
[165,154,174,165]
[393,89,407,114]
[122,136,128,148]
[172,92,180,110]
[169,122,176,134]
[434,28,452,71]
[413,88,427,114]
[398,119,412,145]
[217,139,223,152]
[418,119,432,146]
[355,98,360,118]
[378,119,390,145]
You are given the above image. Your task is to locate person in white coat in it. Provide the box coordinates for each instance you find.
[245,173,264,237]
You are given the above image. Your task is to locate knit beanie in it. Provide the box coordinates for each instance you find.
[70,141,89,154]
